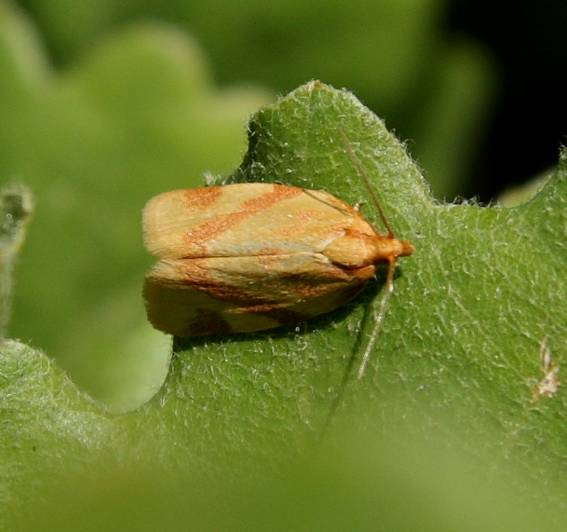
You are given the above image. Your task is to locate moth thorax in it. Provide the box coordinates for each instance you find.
[324,232,415,269]
[324,232,380,268]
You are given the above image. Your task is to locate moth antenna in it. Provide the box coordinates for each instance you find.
[339,128,395,238]
[357,258,396,379]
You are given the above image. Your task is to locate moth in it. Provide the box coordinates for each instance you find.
[143,138,414,377]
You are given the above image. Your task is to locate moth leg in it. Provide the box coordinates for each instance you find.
[357,257,396,379]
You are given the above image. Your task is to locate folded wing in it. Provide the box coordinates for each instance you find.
[144,254,374,336]
[143,183,369,259]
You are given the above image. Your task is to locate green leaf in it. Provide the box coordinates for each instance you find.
[0,339,112,521]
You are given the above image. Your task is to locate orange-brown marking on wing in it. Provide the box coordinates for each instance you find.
[183,187,223,209]
[184,185,303,252]
[289,265,373,298]
[293,277,346,298]
[170,256,326,309]
[241,184,303,211]
[170,259,261,304]
[185,211,251,254]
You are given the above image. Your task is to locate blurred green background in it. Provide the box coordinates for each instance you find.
[13,0,567,200]
[1,0,565,406]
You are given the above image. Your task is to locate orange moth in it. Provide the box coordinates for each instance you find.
[143,136,414,378]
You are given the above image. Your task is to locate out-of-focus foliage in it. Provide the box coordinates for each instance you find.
[498,172,551,207]
[11,426,553,532]
[0,0,269,409]
[0,184,32,335]
[16,0,494,198]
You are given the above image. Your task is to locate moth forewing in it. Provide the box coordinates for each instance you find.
[143,184,366,260]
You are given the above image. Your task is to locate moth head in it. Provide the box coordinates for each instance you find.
[376,237,415,263]
[396,239,415,258]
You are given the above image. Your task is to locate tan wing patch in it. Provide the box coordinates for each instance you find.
[144,254,374,336]
[143,183,373,260]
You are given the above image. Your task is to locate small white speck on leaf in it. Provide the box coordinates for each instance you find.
[532,336,560,402]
